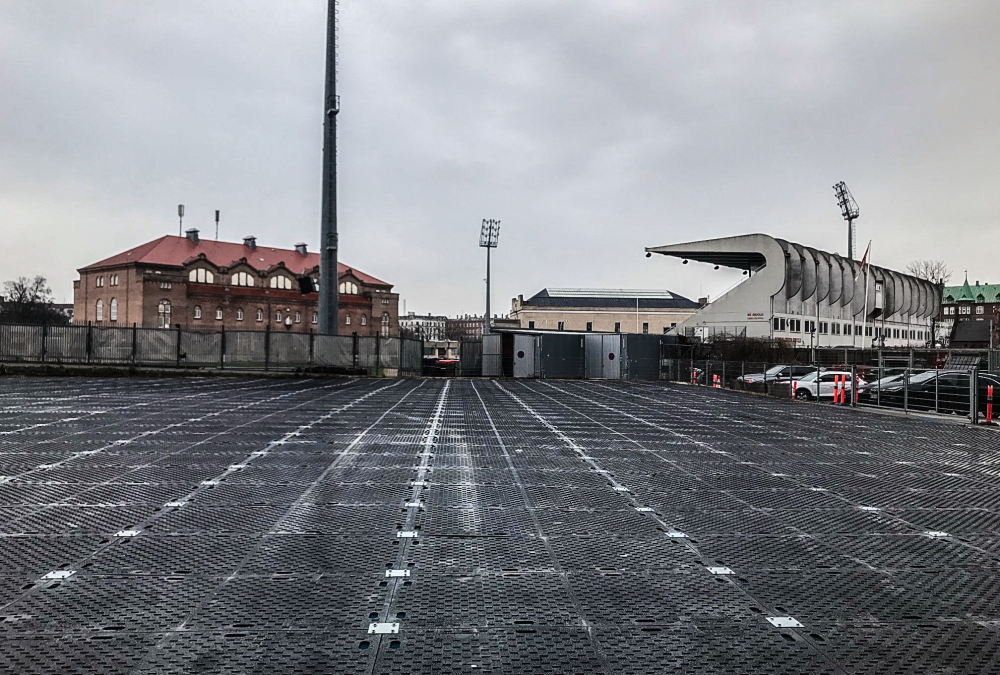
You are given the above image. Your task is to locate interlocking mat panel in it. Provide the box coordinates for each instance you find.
[2,378,1000,674]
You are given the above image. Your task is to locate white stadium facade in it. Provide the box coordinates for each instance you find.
[647,234,942,348]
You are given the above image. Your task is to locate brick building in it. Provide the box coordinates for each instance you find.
[940,276,1000,348]
[73,231,399,335]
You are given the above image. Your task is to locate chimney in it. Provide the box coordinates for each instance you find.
[698,296,709,307]
[185,228,199,244]
[243,235,257,251]
[295,242,308,255]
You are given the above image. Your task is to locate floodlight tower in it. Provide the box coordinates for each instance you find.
[479,219,501,335]
[833,181,860,260]
[318,0,341,335]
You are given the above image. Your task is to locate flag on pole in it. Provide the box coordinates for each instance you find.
[854,240,871,279]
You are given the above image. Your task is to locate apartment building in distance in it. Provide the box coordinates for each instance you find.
[73,230,399,335]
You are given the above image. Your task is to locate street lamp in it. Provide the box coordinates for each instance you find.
[479,219,500,335]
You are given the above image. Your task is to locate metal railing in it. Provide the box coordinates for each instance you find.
[662,357,997,425]
[0,323,423,376]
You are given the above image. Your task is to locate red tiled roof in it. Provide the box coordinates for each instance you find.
[80,235,390,287]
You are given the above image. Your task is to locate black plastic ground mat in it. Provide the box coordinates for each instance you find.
[2,376,1000,673]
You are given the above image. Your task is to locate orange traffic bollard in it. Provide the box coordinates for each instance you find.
[713,374,720,388]
[833,375,841,404]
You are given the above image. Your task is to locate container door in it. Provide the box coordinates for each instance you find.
[585,335,604,378]
[602,334,622,379]
[482,334,502,377]
[513,335,537,378]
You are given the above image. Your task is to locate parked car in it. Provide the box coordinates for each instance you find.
[738,365,818,385]
[857,370,1000,416]
[793,370,864,401]
[855,374,907,403]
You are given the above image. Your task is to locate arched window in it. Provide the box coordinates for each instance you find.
[189,268,214,283]
[381,312,390,336]
[193,306,202,319]
[110,298,118,321]
[345,314,352,325]
[276,311,283,323]
[95,299,103,321]
[236,308,244,321]
[339,281,359,295]
[158,300,171,328]
[361,315,367,326]
[215,307,223,320]
[256,308,264,322]
[294,312,301,324]
[231,271,255,287]
[312,312,318,324]
[270,276,292,290]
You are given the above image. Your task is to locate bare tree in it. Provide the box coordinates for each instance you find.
[906,260,952,284]
[444,322,467,341]
[0,276,69,325]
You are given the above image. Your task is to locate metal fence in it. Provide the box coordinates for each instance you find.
[0,324,423,376]
[662,357,999,425]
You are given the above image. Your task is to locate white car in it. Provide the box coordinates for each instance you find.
[793,370,864,400]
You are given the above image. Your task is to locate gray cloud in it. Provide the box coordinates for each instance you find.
[1,0,997,311]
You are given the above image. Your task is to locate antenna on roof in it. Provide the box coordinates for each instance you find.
[177,204,185,236]
[215,210,220,240]
[832,182,860,259]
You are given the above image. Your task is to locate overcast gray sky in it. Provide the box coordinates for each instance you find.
[2,1,998,313]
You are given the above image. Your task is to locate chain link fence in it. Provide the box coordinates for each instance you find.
[0,323,422,376]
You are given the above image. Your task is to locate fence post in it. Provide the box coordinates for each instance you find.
[763,362,768,396]
[220,326,226,370]
[86,322,93,364]
[41,322,47,363]
[264,324,271,371]
[851,364,857,408]
[971,367,979,425]
[935,367,939,414]
[131,323,137,365]
[309,331,315,368]
[722,361,726,389]
[176,325,182,366]
[815,363,821,403]
[903,367,909,413]
[352,332,359,371]
[375,335,381,377]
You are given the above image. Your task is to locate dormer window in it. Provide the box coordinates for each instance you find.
[339,281,359,295]
[231,271,255,287]
[189,268,214,283]
[269,275,293,290]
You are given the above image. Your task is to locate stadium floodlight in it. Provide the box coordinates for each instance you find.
[479,219,500,335]
[833,181,860,260]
